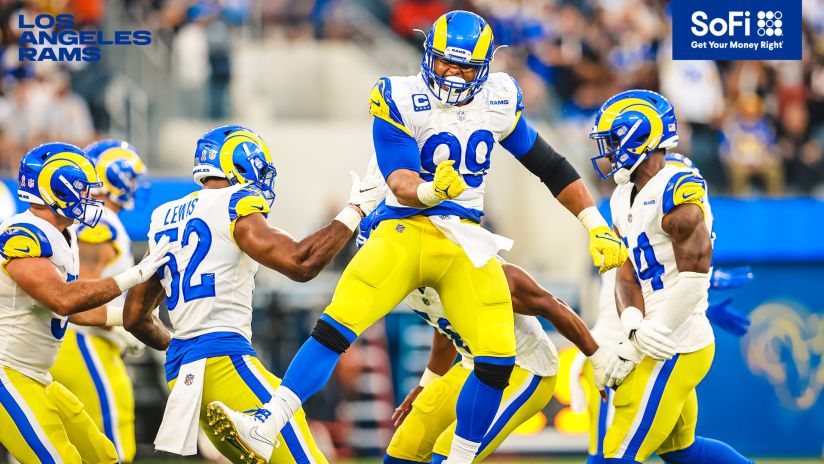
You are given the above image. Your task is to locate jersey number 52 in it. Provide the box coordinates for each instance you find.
[154,218,216,310]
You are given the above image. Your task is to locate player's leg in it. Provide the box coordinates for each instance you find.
[197,355,329,463]
[603,344,714,463]
[384,365,470,463]
[0,367,84,463]
[434,252,517,463]
[657,388,753,464]
[44,381,119,463]
[430,367,556,463]
[584,361,612,464]
[51,330,135,462]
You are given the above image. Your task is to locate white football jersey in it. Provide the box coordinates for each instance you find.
[371,73,522,219]
[610,164,715,352]
[147,184,270,342]
[72,206,134,340]
[405,287,558,377]
[0,211,78,384]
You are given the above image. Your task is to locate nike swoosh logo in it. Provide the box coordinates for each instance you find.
[250,426,275,446]
[251,205,264,211]
[682,192,696,199]
[359,187,377,193]
[15,246,30,253]
[371,99,381,107]
[594,234,622,245]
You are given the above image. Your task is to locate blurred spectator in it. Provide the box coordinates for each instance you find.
[391,0,447,45]
[778,101,823,194]
[721,94,783,196]
[41,71,94,148]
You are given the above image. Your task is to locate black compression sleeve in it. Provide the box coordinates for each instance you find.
[516,135,581,196]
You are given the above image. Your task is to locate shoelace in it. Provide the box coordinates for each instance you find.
[243,407,272,423]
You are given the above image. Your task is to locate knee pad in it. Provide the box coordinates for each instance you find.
[311,319,352,354]
[46,382,119,463]
[473,361,514,390]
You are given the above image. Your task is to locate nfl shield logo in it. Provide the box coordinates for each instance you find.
[185,374,194,386]
[396,224,405,233]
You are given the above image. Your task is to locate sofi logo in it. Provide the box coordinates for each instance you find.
[672,0,799,60]
[691,10,782,37]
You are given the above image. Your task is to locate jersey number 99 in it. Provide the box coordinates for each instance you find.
[154,218,216,310]
[421,130,494,187]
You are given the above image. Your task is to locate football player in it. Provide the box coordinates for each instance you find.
[571,153,753,463]
[0,143,174,463]
[207,11,627,463]
[122,126,386,463]
[50,140,146,463]
[589,90,753,463]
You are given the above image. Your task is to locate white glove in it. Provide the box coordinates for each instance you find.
[108,326,146,358]
[589,347,633,389]
[347,155,388,217]
[113,235,178,292]
[621,306,677,361]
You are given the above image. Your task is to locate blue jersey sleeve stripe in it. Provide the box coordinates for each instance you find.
[663,172,705,214]
[511,75,525,112]
[228,186,269,222]
[499,114,538,159]
[380,78,406,128]
[373,118,421,179]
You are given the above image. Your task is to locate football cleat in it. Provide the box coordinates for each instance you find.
[206,401,277,464]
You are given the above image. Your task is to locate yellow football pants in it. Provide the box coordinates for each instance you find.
[326,216,516,358]
[51,329,136,462]
[584,360,615,459]
[0,366,117,463]
[604,344,715,462]
[386,364,555,462]
[168,355,328,464]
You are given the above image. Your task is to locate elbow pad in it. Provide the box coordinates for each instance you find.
[517,135,581,196]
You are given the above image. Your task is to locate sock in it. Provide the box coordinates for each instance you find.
[449,372,504,463]
[382,454,428,464]
[259,386,301,437]
[444,435,480,464]
[280,336,342,402]
[660,436,754,464]
[431,453,446,464]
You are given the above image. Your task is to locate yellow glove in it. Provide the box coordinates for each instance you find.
[589,225,628,274]
[432,160,467,201]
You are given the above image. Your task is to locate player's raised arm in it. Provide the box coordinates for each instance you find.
[233,161,386,282]
[369,79,467,208]
[499,103,627,273]
[5,235,177,319]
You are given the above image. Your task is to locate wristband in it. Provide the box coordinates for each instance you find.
[335,205,362,232]
[113,269,138,293]
[419,368,442,388]
[417,182,442,207]
[620,306,644,338]
[106,306,124,327]
[577,206,609,231]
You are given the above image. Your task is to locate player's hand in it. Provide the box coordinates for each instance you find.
[432,160,466,201]
[706,297,751,337]
[590,347,635,389]
[589,226,628,274]
[347,155,388,217]
[391,385,423,427]
[620,307,676,360]
[710,266,754,290]
[113,235,178,292]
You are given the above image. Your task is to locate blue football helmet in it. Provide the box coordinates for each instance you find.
[192,125,277,203]
[590,89,679,183]
[421,10,495,105]
[85,139,147,210]
[18,143,104,227]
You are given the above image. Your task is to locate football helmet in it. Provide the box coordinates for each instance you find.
[192,125,277,203]
[421,10,495,105]
[18,143,104,227]
[85,139,146,210]
[590,89,679,184]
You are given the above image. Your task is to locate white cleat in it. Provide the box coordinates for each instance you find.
[207,401,277,464]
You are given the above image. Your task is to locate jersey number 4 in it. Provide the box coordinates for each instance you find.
[632,232,665,291]
[154,218,216,310]
[422,130,494,187]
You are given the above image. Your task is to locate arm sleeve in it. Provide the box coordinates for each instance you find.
[506,125,582,196]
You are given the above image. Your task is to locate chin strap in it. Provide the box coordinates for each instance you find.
[614,152,648,185]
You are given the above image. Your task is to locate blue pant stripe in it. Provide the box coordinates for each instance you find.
[431,453,447,464]
[319,314,357,343]
[230,355,311,464]
[473,355,516,366]
[0,376,56,463]
[596,388,611,457]
[76,333,116,450]
[478,374,542,453]
[383,454,428,464]
[624,354,680,460]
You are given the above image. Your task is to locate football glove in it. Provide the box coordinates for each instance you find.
[432,160,466,201]
[108,326,146,357]
[710,266,754,290]
[589,226,629,274]
[706,297,751,337]
[589,347,634,389]
[346,155,388,217]
[621,306,677,361]
[113,235,178,292]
